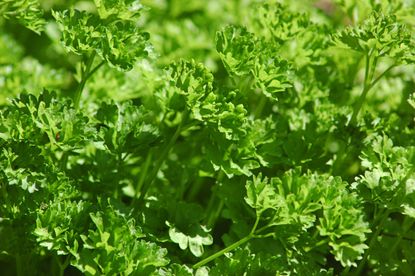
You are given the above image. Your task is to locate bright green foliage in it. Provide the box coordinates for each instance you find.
[1,91,95,150]
[74,202,169,275]
[94,0,143,20]
[0,0,45,33]
[0,58,70,105]
[355,134,415,215]
[95,101,161,154]
[216,25,292,100]
[165,60,247,140]
[53,1,149,71]
[245,170,370,267]
[0,33,23,64]
[248,3,309,43]
[332,12,415,63]
[2,0,415,275]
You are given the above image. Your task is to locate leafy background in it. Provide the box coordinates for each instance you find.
[1,0,415,275]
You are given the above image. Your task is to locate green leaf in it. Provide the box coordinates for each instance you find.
[93,0,143,20]
[245,173,281,215]
[53,8,150,71]
[167,222,213,257]
[0,0,45,33]
[355,133,415,215]
[332,12,415,63]
[244,169,370,267]
[216,25,292,100]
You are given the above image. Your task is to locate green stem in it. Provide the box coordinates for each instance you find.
[354,209,390,275]
[206,200,224,228]
[350,53,372,124]
[341,266,351,276]
[250,214,261,235]
[186,177,203,201]
[138,112,188,200]
[254,95,267,118]
[54,255,70,276]
[388,217,414,257]
[131,151,153,206]
[86,61,105,80]
[193,233,254,269]
[73,54,96,109]
[205,171,225,228]
[369,63,395,89]
[15,254,23,276]
[382,231,415,242]
[254,222,276,234]
[60,151,69,171]
[194,213,263,269]
[350,55,395,124]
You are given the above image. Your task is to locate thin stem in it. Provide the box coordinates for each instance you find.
[207,200,224,229]
[254,95,267,118]
[388,217,414,256]
[369,63,395,89]
[205,171,225,228]
[254,222,277,234]
[73,54,96,109]
[354,210,390,275]
[131,151,153,206]
[341,266,351,276]
[194,213,264,269]
[350,53,372,124]
[250,214,261,235]
[60,151,69,171]
[193,234,253,269]
[382,231,415,242]
[15,254,23,276]
[86,61,105,80]
[54,255,70,276]
[186,177,203,201]
[252,232,275,239]
[350,55,395,124]
[138,112,188,200]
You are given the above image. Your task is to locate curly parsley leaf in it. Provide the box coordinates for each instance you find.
[0,0,45,33]
[53,7,150,71]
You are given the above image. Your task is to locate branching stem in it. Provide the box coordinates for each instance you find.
[354,209,390,275]
[193,233,253,269]
[131,150,153,206]
[138,111,188,200]
[350,52,395,124]
[194,213,263,269]
[73,54,103,109]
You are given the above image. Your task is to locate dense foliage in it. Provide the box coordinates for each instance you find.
[1,0,415,275]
